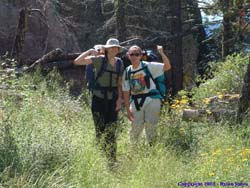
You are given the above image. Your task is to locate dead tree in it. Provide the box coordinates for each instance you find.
[237,62,250,124]
[11,8,28,66]
[23,48,80,72]
[115,0,126,42]
[11,8,48,66]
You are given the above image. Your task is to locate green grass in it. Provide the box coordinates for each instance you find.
[1,54,250,187]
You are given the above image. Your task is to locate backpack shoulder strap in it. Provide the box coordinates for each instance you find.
[95,56,107,82]
[141,61,154,80]
[125,65,132,81]
[115,57,122,76]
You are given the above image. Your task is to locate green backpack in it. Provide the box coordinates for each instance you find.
[126,61,166,110]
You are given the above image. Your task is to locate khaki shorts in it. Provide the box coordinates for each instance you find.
[130,98,161,143]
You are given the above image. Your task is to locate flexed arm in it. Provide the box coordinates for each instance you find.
[73,49,99,65]
[157,45,171,71]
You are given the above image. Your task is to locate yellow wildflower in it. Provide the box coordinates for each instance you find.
[212,149,222,156]
[225,148,233,152]
[241,158,248,162]
[223,169,229,173]
[171,104,177,108]
[180,99,188,105]
[218,94,223,99]
[203,98,210,105]
[206,110,212,115]
[227,158,234,162]
[240,148,250,157]
[209,172,215,176]
[178,109,183,113]
[200,153,207,157]
[179,128,185,132]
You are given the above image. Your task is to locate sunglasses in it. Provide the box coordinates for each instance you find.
[129,53,141,57]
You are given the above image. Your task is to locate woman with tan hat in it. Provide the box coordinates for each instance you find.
[73,38,124,166]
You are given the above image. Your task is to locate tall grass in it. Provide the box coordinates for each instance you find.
[1,55,250,187]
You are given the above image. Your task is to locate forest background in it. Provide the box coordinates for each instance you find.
[1,0,250,187]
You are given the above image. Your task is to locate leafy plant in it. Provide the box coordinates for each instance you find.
[193,54,249,102]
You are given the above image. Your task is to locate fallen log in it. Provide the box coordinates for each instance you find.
[182,109,236,122]
[24,48,81,72]
[4,48,81,74]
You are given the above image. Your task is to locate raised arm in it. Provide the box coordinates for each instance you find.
[73,49,98,65]
[157,45,171,71]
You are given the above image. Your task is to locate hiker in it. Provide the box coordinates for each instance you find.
[93,44,105,55]
[73,38,124,164]
[122,45,171,145]
[121,49,158,69]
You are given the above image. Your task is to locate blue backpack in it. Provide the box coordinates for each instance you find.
[126,61,166,100]
[142,50,158,62]
[85,57,122,91]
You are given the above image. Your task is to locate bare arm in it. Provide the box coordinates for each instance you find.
[73,49,98,65]
[157,45,171,71]
[117,76,123,101]
[123,90,134,121]
[115,76,123,111]
[123,91,130,112]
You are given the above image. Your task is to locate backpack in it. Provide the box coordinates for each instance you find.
[141,50,158,62]
[120,49,158,69]
[126,61,166,102]
[85,57,122,92]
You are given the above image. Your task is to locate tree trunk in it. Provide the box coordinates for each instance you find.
[11,8,28,66]
[237,62,250,124]
[169,0,183,95]
[9,48,80,73]
[221,0,233,58]
[115,0,126,42]
[189,0,209,76]
[95,0,103,19]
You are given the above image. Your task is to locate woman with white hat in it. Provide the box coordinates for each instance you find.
[73,38,124,165]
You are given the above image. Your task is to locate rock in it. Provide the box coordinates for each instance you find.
[0,0,206,95]
[0,0,80,64]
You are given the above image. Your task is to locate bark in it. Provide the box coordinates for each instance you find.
[11,8,28,66]
[189,0,209,76]
[115,0,126,42]
[11,8,49,66]
[237,63,250,124]
[13,48,81,73]
[221,0,234,58]
[169,0,183,95]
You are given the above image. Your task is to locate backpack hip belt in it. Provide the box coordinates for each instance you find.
[131,91,158,111]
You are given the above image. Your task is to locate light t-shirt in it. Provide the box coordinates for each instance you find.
[122,61,163,109]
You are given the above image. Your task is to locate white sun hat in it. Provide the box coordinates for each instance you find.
[104,38,122,49]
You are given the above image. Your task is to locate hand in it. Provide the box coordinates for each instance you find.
[127,109,134,122]
[157,45,164,55]
[115,98,123,111]
[88,49,99,56]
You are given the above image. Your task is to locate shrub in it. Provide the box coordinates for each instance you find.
[192,54,249,102]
